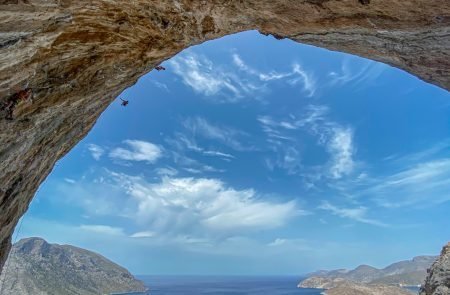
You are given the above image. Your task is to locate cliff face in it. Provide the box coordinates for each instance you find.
[0,238,146,294]
[420,243,450,295]
[0,0,449,274]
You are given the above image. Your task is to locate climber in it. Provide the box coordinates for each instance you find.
[16,88,33,103]
[2,88,33,120]
[119,97,129,107]
[155,65,166,71]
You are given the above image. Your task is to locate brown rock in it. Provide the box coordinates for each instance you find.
[420,243,450,295]
[0,0,449,275]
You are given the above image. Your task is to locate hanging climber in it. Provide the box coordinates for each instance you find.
[155,65,166,71]
[2,88,33,120]
[119,97,129,107]
[16,88,33,103]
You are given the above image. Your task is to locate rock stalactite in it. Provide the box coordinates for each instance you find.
[0,0,449,275]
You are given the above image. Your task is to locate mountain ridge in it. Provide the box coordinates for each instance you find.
[300,255,437,288]
[0,237,147,295]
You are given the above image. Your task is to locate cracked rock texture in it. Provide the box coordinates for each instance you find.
[0,0,449,278]
[420,243,450,295]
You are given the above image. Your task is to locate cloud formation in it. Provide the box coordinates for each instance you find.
[109,140,163,163]
[182,117,254,152]
[368,158,450,208]
[169,53,256,101]
[233,53,316,97]
[259,105,356,179]
[169,52,317,102]
[328,58,387,87]
[318,201,388,227]
[79,224,125,235]
[112,174,303,236]
[87,144,104,161]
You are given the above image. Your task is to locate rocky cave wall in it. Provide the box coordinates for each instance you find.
[0,0,449,284]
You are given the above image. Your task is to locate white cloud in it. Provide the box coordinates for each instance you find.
[268,238,287,247]
[169,53,254,101]
[167,150,225,175]
[169,52,316,103]
[265,146,302,175]
[183,117,254,151]
[290,63,317,97]
[328,127,355,179]
[79,224,125,235]
[110,173,303,236]
[328,58,386,87]
[166,131,235,161]
[318,201,388,227]
[130,231,156,238]
[87,144,104,160]
[233,53,316,97]
[259,105,356,179]
[367,158,450,208]
[64,178,76,184]
[155,167,178,177]
[202,150,235,160]
[109,140,163,163]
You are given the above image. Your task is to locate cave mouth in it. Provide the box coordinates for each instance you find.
[7,30,450,277]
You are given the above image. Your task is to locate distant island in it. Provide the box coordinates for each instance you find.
[0,237,147,295]
[298,254,437,294]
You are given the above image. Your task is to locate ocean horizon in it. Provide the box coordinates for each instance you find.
[118,275,421,295]
[122,275,322,295]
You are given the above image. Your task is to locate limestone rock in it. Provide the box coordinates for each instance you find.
[0,0,449,275]
[420,243,450,295]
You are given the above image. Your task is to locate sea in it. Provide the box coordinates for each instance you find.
[119,276,421,295]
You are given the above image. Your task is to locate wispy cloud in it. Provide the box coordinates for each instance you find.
[87,144,104,161]
[321,141,450,210]
[183,117,254,152]
[259,105,356,179]
[233,53,316,97]
[367,158,450,208]
[318,201,388,227]
[109,140,163,163]
[328,58,386,87]
[169,52,316,102]
[79,224,125,236]
[155,167,178,177]
[202,150,235,160]
[169,53,256,101]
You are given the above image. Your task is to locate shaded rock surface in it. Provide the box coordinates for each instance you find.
[299,255,437,288]
[0,237,146,295]
[0,0,449,275]
[420,243,450,295]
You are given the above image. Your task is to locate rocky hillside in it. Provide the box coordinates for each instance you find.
[324,281,414,295]
[420,243,450,295]
[299,255,437,288]
[0,238,147,295]
[1,0,450,274]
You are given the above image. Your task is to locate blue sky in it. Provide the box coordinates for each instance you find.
[17,31,450,275]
